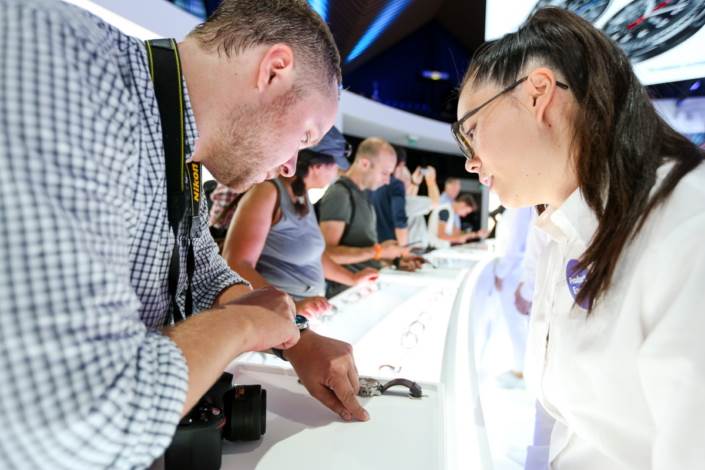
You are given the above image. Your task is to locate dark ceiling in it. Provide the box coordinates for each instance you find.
[186,0,486,73]
[173,0,487,121]
[172,0,705,126]
[319,0,487,122]
[322,0,486,73]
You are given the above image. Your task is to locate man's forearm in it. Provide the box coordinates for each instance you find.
[324,245,375,265]
[163,304,255,416]
[437,230,466,243]
[427,180,441,205]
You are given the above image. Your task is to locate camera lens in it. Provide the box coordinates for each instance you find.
[222,385,267,441]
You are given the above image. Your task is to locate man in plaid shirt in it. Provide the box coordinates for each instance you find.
[0,0,367,468]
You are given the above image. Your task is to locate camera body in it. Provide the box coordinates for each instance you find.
[164,373,267,470]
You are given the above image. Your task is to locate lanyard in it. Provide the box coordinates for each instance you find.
[145,38,201,325]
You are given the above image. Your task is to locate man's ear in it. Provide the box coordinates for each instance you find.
[526,67,560,126]
[255,43,295,96]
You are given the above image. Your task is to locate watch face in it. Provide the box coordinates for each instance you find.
[603,0,705,62]
[533,0,612,23]
[294,314,309,330]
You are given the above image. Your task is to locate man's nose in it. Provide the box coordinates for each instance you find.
[279,153,298,177]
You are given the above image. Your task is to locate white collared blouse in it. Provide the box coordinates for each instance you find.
[526,162,705,470]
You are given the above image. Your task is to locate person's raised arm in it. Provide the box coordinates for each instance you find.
[424,166,441,207]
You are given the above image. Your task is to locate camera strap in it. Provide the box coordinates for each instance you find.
[145,38,201,325]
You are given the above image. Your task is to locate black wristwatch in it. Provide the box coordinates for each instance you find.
[271,314,309,361]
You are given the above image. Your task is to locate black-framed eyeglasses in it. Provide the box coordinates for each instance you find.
[451,76,569,160]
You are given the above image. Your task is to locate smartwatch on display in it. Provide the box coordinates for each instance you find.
[271,314,309,361]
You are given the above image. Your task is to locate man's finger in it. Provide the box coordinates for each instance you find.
[327,373,369,422]
[308,384,354,421]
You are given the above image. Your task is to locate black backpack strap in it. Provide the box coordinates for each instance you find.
[146,38,200,325]
[335,179,356,243]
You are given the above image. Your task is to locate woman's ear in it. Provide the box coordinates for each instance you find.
[526,67,560,126]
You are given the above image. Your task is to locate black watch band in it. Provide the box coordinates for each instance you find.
[271,347,287,361]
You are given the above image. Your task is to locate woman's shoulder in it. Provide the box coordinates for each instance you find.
[644,161,705,239]
[240,180,279,209]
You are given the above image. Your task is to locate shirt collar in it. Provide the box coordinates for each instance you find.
[535,188,598,245]
[534,162,677,245]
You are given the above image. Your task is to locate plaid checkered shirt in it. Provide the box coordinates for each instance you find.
[0,0,244,468]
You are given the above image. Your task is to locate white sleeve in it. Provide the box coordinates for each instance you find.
[637,213,705,470]
[405,196,432,218]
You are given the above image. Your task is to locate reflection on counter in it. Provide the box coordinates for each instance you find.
[226,243,497,470]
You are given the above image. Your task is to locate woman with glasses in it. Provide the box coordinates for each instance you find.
[454,7,704,470]
[222,127,378,318]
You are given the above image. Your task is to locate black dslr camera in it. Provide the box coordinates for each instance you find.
[164,372,267,470]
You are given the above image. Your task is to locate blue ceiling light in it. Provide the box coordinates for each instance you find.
[346,0,412,64]
[307,0,329,22]
[422,70,450,81]
[690,80,701,92]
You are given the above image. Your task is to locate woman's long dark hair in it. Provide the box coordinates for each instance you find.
[462,8,703,311]
[290,149,336,217]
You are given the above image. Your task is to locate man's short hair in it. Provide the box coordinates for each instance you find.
[189,0,341,94]
[455,192,478,211]
[353,137,395,163]
[445,177,460,187]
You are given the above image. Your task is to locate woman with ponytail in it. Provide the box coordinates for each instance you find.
[222,127,378,318]
[454,7,704,470]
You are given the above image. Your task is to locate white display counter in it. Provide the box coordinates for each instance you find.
[223,244,496,470]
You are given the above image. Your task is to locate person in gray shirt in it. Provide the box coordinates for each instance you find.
[222,127,378,316]
[318,137,420,297]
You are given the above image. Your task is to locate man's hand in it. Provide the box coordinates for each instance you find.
[223,287,299,351]
[411,167,424,186]
[463,229,489,243]
[295,296,331,319]
[352,267,379,284]
[285,331,369,422]
[165,287,299,416]
[397,255,425,272]
[423,165,436,183]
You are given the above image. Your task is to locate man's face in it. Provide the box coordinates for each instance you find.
[446,180,461,199]
[454,201,474,217]
[201,87,338,193]
[307,162,339,189]
[367,149,397,191]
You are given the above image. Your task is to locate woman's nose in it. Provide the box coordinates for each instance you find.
[465,156,481,174]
